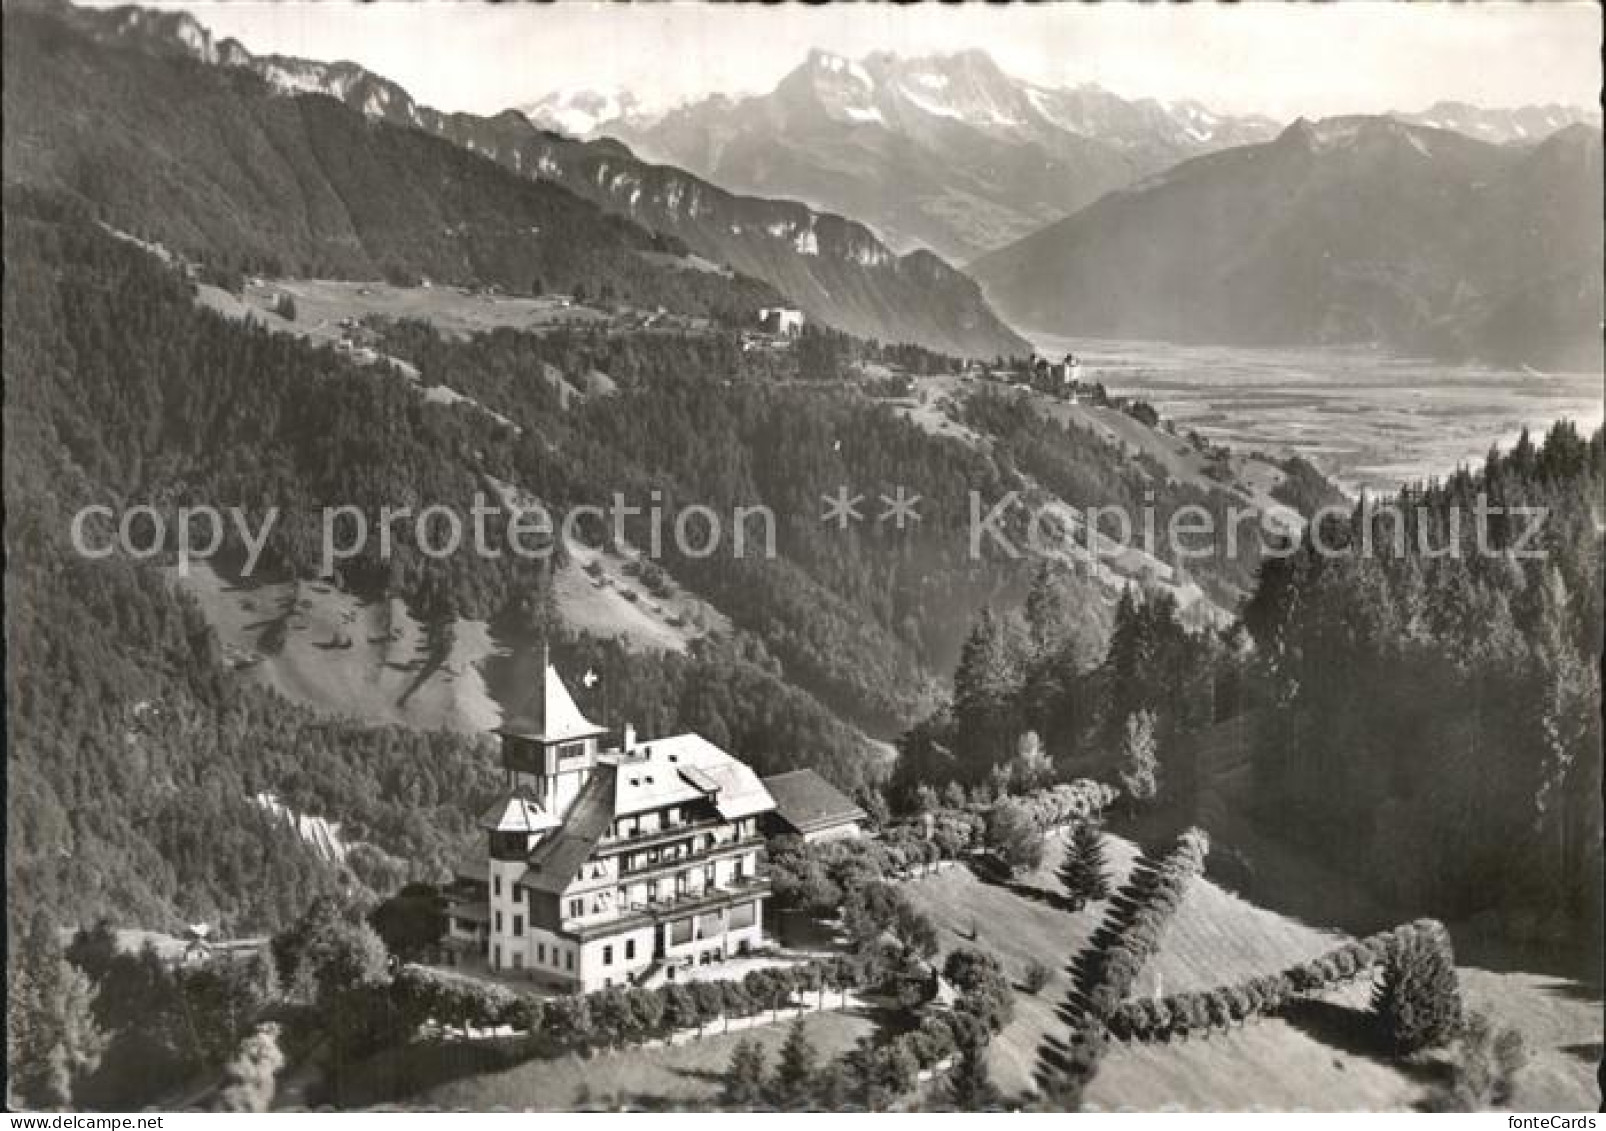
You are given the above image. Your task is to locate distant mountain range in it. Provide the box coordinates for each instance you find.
[20,2,1598,368]
[35,2,1027,358]
[1392,100,1597,146]
[526,48,1282,262]
[970,116,1605,369]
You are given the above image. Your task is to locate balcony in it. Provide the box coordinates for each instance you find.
[563,874,771,943]
[595,813,729,855]
[613,834,765,882]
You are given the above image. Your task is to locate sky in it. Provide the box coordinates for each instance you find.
[139,0,1601,120]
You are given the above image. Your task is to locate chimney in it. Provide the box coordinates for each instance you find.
[623,723,637,750]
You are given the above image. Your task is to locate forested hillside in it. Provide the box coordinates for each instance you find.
[2,6,778,318]
[0,196,873,935]
[893,421,1603,948]
[4,182,1344,936]
[1243,424,1603,936]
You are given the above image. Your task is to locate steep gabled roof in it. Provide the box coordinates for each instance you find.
[498,663,608,744]
[518,762,618,894]
[762,768,867,834]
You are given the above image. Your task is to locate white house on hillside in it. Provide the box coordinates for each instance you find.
[446,663,775,991]
[758,306,805,337]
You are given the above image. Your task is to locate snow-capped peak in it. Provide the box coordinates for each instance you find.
[520,86,652,138]
[808,49,874,88]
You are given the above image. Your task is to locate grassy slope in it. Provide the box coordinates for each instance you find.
[176,562,503,733]
[901,833,1602,1110]
[178,548,726,736]
[396,1008,875,1111]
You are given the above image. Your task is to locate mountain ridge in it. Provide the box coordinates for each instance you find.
[45,1,1029,358]
[969,113,1605,369]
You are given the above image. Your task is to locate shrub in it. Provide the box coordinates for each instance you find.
[943,948,1003,994]
[1422,1010,1528,1110]
[1021,959,1053,995]
[985,798,1047,875]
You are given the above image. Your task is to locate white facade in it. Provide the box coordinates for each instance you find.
[457,663,776,992]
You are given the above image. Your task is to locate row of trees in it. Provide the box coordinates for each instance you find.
[386,956,865,1054]
[1076,828,1211,1020]
[1034,829,1211,1107]
[1107,919,1461,1050]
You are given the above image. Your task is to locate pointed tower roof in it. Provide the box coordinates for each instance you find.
[477,793,561,834]
[498,661,608,743]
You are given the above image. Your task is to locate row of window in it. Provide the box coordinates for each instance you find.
[600,938,638,967]
[494,942,577,973]
[611,806,683,840]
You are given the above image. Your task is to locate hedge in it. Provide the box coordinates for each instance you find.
[1035,829,1209,1105]
[1075,827,1210,1021]
[1106,918,1454,1043]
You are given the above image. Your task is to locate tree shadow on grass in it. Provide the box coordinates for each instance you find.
[1533,978,1606,1005]
[1560,1040,1602,1064]
[968,865,1083,916]
[1280,998,1449,1086]
[670,1066,726,1085]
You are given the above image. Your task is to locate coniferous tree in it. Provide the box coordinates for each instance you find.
[952,607,1029,781]
[812,1059,850,1112]
[722,1038,768,1108]
[1023,561,1077,657]
[6,929,106,1111]
[1119,710,1159,810]
[768,1016,819,1108]
[1371,929,1463,1055]
[1059,821,1112,910]
[946,1028,1003,1110]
